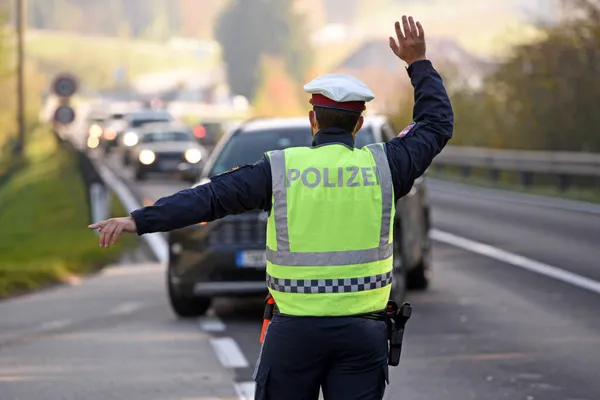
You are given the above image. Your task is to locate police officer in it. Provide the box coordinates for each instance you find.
[90,15,453,400]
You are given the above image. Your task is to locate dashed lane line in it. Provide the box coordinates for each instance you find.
[108,302,143,316]
[210,337,250,369]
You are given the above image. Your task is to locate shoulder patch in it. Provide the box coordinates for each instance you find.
[397,122,416,137]
[211,164,246,179]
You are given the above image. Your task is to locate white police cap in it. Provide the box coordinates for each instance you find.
[304,74,375,104]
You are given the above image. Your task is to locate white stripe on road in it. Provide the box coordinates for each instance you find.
[431,229,600,295]
[37,319,72,332]
[234,382,256,400]
[96,162,169,263]
[199,316,227,332]
[109,302,142,316]
[210,337,249,368]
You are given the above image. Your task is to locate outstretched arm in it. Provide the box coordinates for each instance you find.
[89,158,272,247]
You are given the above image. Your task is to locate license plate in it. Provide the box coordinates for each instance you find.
[158,160,180,170]
[236,250,266,268]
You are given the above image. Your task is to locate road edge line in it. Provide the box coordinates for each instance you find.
[431,229,600,296]
[96,162,169,263]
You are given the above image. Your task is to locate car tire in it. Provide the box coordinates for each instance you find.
[407,241,431,291]
[123,153,131,166]
[134,169,146,181]
[167,273,212,318]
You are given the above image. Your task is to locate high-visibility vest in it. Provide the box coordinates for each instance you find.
[265,142,395,316]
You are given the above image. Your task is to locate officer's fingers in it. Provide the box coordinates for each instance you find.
[394,21,405,42]
[111,224,124,246]
[408,16,417,38]
[416,21,425,40]
[402,16,412,40]
[389,36,399,54]
[88,220,107,230]
[100,222,115,247]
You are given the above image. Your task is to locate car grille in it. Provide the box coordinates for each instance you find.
[208,213,267,245]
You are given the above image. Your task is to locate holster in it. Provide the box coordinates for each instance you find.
[385,300,412,367]
[259,294,276,343]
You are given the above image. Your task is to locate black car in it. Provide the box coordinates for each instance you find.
[167,117,432,317]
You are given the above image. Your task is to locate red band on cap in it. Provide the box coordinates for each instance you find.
[311,93,365,112]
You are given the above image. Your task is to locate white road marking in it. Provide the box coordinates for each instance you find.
[38,319,72,332]
[234,381,256,400]
[199,316,227,332]
[109,302,142,316]
[210,337,249,368]
[431,229,600,296]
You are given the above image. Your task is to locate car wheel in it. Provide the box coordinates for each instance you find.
[407,238,431,290]
[134,169,146,181]
[123,153,131,166]
[167,271,212,318]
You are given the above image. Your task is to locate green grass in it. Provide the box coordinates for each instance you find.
[26,30,221,89]
[0,127,137,298]
[428,167,600,205]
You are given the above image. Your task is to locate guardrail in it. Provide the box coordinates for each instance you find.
[53,130,110,229]
[431,146,600,190]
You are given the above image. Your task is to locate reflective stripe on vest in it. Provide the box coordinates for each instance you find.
[265,143,395,316]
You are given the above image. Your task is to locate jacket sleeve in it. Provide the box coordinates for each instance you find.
[130,156,273,235]
[384,59,454,200]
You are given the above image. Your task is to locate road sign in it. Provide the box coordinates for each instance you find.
[53,104,76,125]
[52,74,78,97]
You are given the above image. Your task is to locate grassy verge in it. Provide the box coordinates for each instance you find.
[0,127,138,298]
[428,167,600,205]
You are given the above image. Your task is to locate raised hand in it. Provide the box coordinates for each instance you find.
[389,15,426,66]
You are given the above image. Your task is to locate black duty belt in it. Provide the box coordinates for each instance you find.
[262,296,412,367]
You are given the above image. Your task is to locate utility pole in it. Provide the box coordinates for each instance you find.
[15,0,26,157]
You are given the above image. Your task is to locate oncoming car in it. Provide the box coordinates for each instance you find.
[166,116,432,318]
[130,123,208,181]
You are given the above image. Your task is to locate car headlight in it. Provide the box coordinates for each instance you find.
[123,131,139,147]
[139,149,155,165]
[87,136,100,149]
[89,124,103,138]
[184,148,202,164]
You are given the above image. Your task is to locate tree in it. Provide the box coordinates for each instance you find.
[252,55,309,117]
[215,0,312,100]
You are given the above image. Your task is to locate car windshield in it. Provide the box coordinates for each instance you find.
[131,117,171,128]
[141,131,191,143]
[209,126,376,176]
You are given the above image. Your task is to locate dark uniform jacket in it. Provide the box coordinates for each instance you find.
[131,60,454,234]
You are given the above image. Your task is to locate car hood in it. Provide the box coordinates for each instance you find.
[138,142,201,153]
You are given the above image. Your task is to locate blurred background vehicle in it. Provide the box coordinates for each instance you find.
[129,122,208,181]
[106,109,174,156]
[166,116,431,317]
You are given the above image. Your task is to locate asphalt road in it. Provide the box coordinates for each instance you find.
[2,150,600,400]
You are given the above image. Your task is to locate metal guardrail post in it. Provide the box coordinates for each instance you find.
[89,183,109,235]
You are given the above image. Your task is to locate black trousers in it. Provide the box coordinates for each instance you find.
[253,314,389,400]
